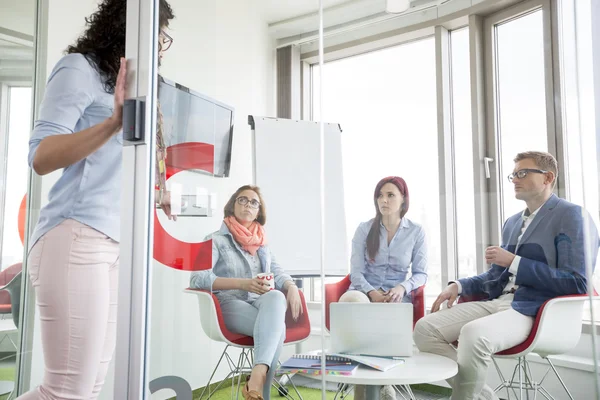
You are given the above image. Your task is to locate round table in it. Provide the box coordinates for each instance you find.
[299,352,457,400]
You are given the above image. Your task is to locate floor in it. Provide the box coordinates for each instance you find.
[193,374,453,400]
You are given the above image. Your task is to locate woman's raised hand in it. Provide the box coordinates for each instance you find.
[109,57,127,130]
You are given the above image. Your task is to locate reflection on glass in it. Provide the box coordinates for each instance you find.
[495,10,548,220]
[313,37,440,308]
[0,86,31,399]
[560,0,600,321]
[450,28,477,279]
[1,88,32,269]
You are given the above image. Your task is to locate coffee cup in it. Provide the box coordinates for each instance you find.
[257,272,275,291]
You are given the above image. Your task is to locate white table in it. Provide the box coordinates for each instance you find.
[299,352,457,400]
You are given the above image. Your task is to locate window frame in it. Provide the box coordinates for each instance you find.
[297,0,599,332]
[483,0,561,243]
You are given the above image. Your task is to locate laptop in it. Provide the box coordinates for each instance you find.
[330,302,413,357]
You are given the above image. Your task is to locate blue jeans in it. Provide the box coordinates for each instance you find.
[220,290,287,399]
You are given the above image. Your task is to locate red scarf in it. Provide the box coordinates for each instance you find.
[224,216,267,256]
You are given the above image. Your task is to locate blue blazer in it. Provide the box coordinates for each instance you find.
[457,194,599,316]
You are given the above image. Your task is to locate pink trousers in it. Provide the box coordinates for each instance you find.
[18,219,119,400]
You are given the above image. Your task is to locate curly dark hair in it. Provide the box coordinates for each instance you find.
[67,0,175,93]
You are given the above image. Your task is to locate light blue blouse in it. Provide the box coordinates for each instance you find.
[349,218,428,297]
[28,54,123,248]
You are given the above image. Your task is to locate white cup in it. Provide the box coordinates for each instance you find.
[257,272,275,291]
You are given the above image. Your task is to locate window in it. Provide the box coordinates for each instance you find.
[450,28,477,279]
[0,86,32,270]
[559,0,600,321]
[312,38,441,307]
[492,9,549,221]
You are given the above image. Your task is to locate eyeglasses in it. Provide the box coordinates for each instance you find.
[236,196,261,209]
[160,30,173,51]
[507,168,548,182]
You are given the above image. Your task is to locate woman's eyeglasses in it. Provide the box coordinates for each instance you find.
[507,168,548,182]
[160,30,173,51]
[236,196,261,209]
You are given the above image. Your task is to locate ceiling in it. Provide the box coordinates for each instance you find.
[261,0,360,24]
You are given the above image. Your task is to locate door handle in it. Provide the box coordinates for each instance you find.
[484,157,494,179]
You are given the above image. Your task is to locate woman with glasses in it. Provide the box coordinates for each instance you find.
[190,185,302,400]
[22,1,174,398]
[339,176,428,400]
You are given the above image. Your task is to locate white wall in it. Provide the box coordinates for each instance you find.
[0,0,36,36]
[149,0,276,397]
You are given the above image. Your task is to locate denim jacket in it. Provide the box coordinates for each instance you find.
[190,223,293,303]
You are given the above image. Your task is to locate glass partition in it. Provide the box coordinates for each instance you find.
[10,0,600,399]
[0,0,35,397]
[145,1,327,399]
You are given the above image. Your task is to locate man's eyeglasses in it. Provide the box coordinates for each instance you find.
[507,168,548,182]
[160,30,173,51]
[236,196,261,209]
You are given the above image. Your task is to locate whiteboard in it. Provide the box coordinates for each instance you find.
[250,116,348,276]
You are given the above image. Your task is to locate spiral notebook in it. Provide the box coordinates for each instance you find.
[278,354,358,376]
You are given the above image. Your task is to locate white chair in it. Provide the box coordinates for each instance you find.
[184,288,311,399]
[489,294,599,400]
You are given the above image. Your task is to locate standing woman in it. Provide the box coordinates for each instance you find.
[20,1,174,398]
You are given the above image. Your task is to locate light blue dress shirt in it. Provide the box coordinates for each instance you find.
[28,54,123,249]
[349,217,428,297]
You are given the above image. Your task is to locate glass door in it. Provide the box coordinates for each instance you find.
[0,2,35,397]
[119,1,328,398]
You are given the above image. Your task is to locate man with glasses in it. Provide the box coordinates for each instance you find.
[413,151,599,400]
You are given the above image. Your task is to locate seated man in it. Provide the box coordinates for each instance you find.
[414,151,599,400]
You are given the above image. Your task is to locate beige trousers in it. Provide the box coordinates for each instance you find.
[413,294,533,400]
[18,219,119,400]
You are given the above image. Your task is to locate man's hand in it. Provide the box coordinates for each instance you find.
[431,283,459,313]
[384,285,406,303]
[485,246,515,268]
[368,290,389,303]
[286,285,303,321]
[240,278,270,295]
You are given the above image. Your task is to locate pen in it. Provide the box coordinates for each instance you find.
[310,362,352,367]
[356,354,404,360]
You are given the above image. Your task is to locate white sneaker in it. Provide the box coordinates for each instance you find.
[380,385,397,400]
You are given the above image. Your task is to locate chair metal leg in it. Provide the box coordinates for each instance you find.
[493,356,573,400]
[519,358,525,400]
[402,384,417,400]
[545,357,575,400]
[392,385,409,400]
[198,346,232,399]
[492,357,513,400]
[235,351,245,400]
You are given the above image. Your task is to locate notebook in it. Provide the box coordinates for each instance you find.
[278,355,358,376]
[329,353,405,372]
